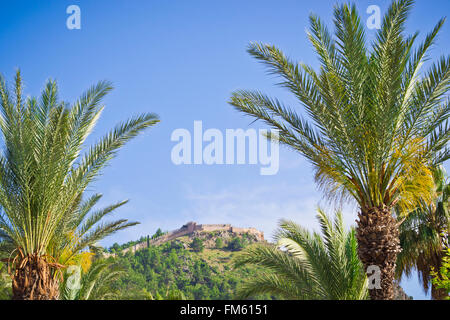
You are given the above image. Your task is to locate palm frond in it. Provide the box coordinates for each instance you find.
[234,210,368,300]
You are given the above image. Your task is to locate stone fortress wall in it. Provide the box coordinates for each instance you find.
[121,221,264,254]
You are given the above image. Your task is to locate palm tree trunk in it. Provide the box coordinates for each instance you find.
[431,284,448,300]
[356,205,402,300]
[12,254,60,300]
[431,242,449,300]
[431,253,448,300]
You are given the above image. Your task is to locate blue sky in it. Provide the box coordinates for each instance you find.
[1,0,449,299]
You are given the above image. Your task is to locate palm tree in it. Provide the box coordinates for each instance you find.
[0,71,159,299]
[60,258,125,300]
[229,0,449,299]
[233,210,368,300]
[397,165,450,299]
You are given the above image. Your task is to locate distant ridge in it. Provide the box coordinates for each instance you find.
[110,221,265,255]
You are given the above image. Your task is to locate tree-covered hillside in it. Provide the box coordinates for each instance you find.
[105,231,273,300]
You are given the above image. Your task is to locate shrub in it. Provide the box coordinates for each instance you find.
[190,237,204,252]
[215,238,224,249]
[228,237,245,251]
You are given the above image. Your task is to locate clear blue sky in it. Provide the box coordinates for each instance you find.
[0,0,449,300]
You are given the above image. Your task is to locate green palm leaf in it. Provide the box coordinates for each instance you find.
[234,210,368,300]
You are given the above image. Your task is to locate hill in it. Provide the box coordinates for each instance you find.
[104,225,272,300]
[106,221,264,256]
[101,223,411,300]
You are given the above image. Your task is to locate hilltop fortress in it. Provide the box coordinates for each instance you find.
[121,222,265,254]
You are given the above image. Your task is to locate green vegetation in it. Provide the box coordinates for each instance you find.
[152,228,167,240]
[431,249,450,299]
[228,237,245,251]
[234,210,368,300]
[0,72,159,299]
[105,236,273,300]
[191,237,205,252]
[150,288,187,300]
[0,262,11,300]
[107,229,169,254]
[229,0,449,299]
[215,237,224,249]
[60,259,125,300]
[108,236,148,253]
[397,165,450,299]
